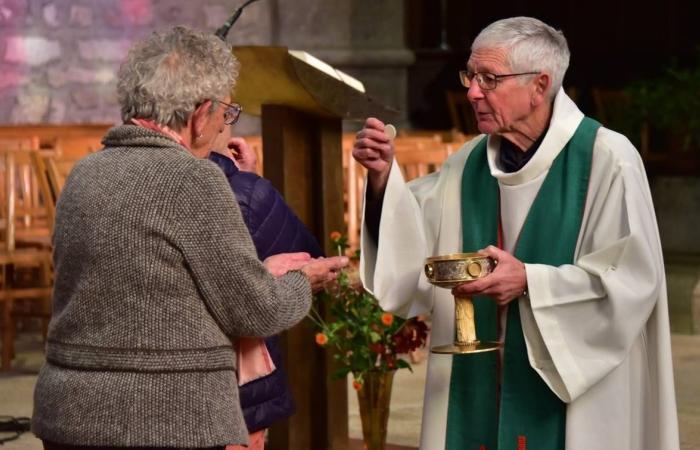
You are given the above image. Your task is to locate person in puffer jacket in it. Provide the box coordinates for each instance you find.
[209,131,323,450]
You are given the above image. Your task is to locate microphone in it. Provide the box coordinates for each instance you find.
[214,0,262,41]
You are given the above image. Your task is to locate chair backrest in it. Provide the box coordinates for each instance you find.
[394,142,452,180]
[44,155,65,198]
[445,90,479,135]
[0,137,41,253]
[28,151,60,232]
[0,124,110,158]
[341,131,455,249]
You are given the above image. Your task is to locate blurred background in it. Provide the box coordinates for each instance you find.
[0,0,698,449]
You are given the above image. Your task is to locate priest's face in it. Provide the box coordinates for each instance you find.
[465,47,538,137]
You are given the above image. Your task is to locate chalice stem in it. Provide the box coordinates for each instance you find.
[454,296,477,344]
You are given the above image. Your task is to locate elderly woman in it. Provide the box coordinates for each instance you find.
[31,26,346,450]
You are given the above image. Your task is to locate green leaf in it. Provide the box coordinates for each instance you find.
[396,359,411,370]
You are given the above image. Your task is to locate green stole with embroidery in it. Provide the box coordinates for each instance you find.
[445,117,600,450]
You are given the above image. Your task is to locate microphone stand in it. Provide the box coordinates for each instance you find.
[214,0,262,41]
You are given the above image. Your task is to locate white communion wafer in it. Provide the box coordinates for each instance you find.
[384,124,397,140]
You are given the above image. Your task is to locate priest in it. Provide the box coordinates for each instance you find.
[353,16,679,450]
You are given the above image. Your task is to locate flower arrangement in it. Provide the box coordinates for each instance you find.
[307,232,429,390]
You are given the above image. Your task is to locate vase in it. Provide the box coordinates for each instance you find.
[355,370,396,450]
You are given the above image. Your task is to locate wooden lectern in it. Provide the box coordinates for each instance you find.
[231,47,397,450]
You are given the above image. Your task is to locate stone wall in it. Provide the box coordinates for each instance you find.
[0,0,271,126]
[0,0,410,133]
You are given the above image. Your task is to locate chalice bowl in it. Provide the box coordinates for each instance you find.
[424,253,503,354]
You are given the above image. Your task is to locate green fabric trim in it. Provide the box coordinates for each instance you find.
[446,118,600,450]
[446,135,499,450]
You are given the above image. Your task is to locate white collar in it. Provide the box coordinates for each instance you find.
[486,88,585,186]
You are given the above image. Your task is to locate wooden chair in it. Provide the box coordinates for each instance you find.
[0,124,110,159]
[342,132,454,250]
[394,141,452,180]
[1,138,46,242]
[445,90,479,136]
[0,138,54,371]
[344,143,367,251]
[29,151,63,230]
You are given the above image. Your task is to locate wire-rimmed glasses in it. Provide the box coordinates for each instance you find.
[459,70,540,91]
[217,100,243,125]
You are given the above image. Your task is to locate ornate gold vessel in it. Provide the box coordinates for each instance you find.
[424,253,502,354]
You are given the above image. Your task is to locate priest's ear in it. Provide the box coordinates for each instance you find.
[530,73,552,107]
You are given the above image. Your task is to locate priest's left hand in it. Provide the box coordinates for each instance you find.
[451,246,528,306]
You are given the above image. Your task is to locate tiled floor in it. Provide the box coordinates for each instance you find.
[1,333,699,450]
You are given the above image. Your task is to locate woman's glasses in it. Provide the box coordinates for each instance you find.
[217,100,243,125]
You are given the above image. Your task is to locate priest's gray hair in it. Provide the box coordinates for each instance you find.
[117,26,240,130]
[472,17,569,99]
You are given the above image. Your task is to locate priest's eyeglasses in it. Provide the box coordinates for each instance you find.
[217,100,243,125]
[459,70,541,91]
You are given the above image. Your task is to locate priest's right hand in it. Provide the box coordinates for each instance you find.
[353,117,394,196]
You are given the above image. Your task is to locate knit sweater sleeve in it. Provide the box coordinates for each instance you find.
[172,159,312,338]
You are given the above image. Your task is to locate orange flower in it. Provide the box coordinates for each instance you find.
[329,231,342,241]
[315,333,329,346]
[352,380,363,391]
[381,312,394,326]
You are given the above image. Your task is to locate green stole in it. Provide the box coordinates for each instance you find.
[445,117,600,450]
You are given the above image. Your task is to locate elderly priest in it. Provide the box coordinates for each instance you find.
[352,16,679,450]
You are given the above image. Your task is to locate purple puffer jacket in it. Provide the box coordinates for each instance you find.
[209,152,323,433]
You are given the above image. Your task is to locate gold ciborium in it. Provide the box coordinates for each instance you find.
[424,253,502,354]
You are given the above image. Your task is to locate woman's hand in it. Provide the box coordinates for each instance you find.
[228,137,258,173]
[209,127,257,173]
[263,253,350,293]
[300,256,349,293]
[263,252,312,277]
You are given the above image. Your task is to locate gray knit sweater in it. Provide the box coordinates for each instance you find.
[32,125,312,448]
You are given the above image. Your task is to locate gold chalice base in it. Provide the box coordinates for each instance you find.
[431,341,502,354]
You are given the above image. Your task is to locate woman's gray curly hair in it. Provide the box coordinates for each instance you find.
[472,17,570,100]
[117,26,240,130]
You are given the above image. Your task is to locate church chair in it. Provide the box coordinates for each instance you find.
[445,90,479,136]
[394,140,452,180]
[0,139,54,371]
[342,133,455,250]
